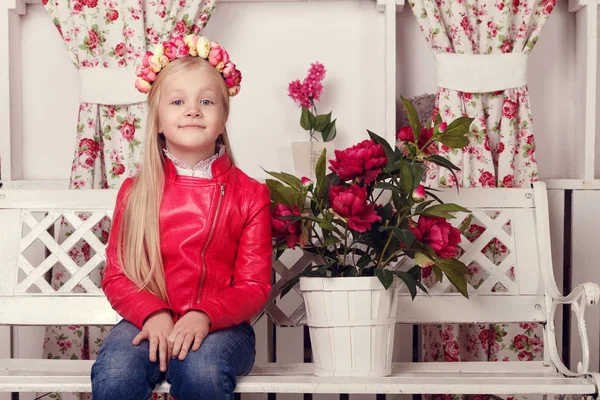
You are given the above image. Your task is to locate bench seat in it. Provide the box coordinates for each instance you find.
[0,359,596,394]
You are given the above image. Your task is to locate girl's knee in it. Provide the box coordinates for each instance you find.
[168,358,236,399]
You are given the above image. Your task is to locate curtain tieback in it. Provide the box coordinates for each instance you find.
[79,67,148,105]
[435,53,528,93]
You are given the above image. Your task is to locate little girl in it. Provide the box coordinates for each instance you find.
[91,35,272,400]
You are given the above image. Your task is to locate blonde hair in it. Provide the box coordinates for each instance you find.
[117,57,235,302]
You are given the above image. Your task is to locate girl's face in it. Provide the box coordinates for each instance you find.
[158,65,227,162]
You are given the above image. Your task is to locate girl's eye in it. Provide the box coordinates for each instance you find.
[172,100,183,106]
[201,99,212,106]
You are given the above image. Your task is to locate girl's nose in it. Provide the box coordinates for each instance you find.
[185,108,201,117]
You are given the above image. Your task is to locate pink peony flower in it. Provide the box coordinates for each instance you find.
[271,204,302,249]
[329,185,381,232]
[329,140,388,184]
[410,216,461,258]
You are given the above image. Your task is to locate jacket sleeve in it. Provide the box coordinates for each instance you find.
[102,177,172,329]
[191,183,273,332]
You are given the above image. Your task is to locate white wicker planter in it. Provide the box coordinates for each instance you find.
[299,276,400,377]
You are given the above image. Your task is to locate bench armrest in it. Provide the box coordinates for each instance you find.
[533,183,600,380]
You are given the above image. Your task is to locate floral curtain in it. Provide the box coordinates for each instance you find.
[408,0,556,399]
[40,0,216,398]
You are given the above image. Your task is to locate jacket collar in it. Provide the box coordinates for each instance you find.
[164,151,232,182]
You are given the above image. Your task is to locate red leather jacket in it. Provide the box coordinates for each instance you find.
[102,155,273,332]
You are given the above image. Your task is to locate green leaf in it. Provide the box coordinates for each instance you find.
[265,179,303,208]
[438,135,469,149]
[436,258,469,298]
[357,254,372,268]
[434,113,442,126]
[391,192,405,212]
[374,182,403,195]
[425,203,470,212]
[443,116,474,138]
[399,160,413,195]
[415,199,435,213]
[412,162,426,188]
[314,112,332,132]
[433,265,443,282]
[394,228,415,247]
[263,169,304,190]
[323,235,342,246]
[395,270,418,299]
[375,269,394,290]
[321,119,337,142]
[459,214,473,234]
[367,130,394,162]
[401,96,422,142]
[300,107,315,131]
[315,149,327,195]
[424,155,462,192]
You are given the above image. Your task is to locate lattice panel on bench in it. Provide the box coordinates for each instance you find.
[18,210,112,294]
[418,209,517,295]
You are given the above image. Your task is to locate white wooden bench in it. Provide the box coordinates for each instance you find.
[0,181,599,396]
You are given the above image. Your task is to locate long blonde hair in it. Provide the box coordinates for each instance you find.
[117,57,235,302]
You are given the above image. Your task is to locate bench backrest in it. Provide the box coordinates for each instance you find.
[0,182,557,327]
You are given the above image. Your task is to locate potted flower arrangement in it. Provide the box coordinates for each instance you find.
[288,61,337,179]
[267,97,474,377]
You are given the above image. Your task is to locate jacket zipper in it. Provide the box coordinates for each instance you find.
[196,183,225,303]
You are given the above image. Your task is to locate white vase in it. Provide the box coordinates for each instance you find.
[299,276,400,377]
[291,141,336,180]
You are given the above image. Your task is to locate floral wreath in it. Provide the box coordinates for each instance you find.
[135,34,242,97]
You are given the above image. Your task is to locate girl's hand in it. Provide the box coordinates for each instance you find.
[132,310,174,372]
[168,311,211,360]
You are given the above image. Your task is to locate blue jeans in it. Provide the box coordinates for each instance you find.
[91,319,255,400]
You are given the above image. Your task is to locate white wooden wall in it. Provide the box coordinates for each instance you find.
[1,0,600,399]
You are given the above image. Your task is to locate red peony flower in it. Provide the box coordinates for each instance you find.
[271,204,302,249]
[396,126,435,154]
[410,216,461,258]
[329,184,381,232]
[329,140,387,184]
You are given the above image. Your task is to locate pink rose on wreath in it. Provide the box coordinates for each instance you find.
[410,216,461,258]
[82,0,97,7]
[329,184,381,232]
[329,140,387,184]
[162,41,178,61]
[208,42,229,72]
[271,204,303,249]
[120,121,136,142]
